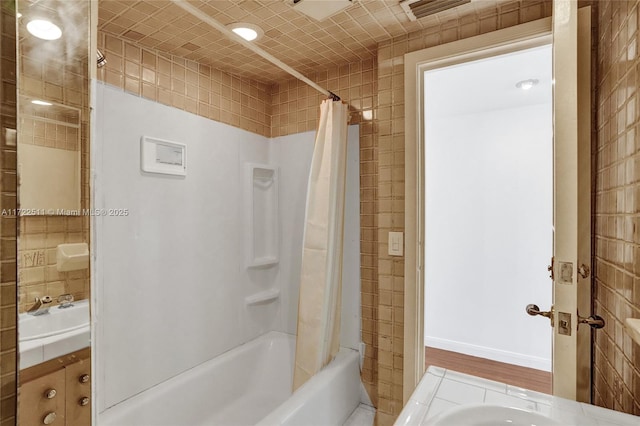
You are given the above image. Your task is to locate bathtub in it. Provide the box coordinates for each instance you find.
[99,331,362,426]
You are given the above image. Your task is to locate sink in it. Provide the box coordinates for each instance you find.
[430,405,561,426]
[19,299,90,369]
[20,299,89,341]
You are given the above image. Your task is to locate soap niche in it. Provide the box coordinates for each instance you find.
[245,164,279,268]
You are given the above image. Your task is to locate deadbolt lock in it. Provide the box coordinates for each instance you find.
[558,312,571,335]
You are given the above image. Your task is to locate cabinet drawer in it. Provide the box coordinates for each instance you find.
[19,369,65,425]
[64,359,91,426]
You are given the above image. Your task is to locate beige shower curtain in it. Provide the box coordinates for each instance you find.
[293,99,349,391]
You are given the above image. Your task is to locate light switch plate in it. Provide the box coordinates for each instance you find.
[388,232,403,256]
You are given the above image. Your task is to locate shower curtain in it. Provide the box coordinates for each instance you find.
[293,99,349,391]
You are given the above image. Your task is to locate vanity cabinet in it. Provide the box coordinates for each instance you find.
[19,369,66,425]
[19,348,90,426]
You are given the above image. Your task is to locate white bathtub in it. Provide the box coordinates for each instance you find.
[99,331,361,426]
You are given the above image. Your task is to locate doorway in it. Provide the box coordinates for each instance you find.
[422,45,553,393]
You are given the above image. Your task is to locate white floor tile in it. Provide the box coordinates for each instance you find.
[343,404,375,426]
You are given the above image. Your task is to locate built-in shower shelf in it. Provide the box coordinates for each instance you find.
[245,289,280,306]
[247,256,279,268]
[245,163,279,268]
[625,318,640,346]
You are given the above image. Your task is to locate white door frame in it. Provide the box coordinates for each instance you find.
[403,18,553,404]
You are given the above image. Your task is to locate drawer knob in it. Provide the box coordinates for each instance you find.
[79,374,90,384]
[79,396,90,406]
[43,412,56,424]
[44,389,57,399]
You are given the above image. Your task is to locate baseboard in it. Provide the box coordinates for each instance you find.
[425,336,551,372]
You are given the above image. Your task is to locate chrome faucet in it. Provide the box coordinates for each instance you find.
[57,293,74,309]
[27,296,53,316]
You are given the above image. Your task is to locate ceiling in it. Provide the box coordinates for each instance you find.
[98,0,507,83]
[425,44,552,118]
[19,0,90,63]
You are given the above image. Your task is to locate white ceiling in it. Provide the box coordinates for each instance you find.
[425,44,552,118]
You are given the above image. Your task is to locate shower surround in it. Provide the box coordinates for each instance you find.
[94,83,362,422]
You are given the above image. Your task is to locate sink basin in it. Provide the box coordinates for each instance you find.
[19,299,89,342]
[430,405,561,426]
[19,299,90,369]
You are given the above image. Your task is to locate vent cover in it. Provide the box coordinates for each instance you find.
[292,0,353,22]
[400,0,471,21]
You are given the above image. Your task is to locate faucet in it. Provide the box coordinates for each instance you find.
[57,293,74,309]
[27,296,53,316]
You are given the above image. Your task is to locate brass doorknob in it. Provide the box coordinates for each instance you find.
[44,388,57,399]
[578,314,605,329]
[526,304,554,322]
[43,412,56,425]
[79,374,90,384]
[79,396,90,406]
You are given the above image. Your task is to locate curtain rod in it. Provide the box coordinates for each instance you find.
[170,0,341,101]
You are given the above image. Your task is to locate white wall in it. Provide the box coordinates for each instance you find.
[424,103,553,371]
[95,84,360,413]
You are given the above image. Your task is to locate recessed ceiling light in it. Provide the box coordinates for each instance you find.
[16,12,22,18]
[31,100,52,106]
[515,79,539,91]
[27,19,62,40]
[227,23,263,41]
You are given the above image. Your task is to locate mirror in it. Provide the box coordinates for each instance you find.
[16,0,92,425]
[18,97,81,214]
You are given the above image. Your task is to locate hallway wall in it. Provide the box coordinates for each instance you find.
[594,0,640,415]
[424,104,553,372]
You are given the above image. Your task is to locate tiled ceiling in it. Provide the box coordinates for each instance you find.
[98,0,506,83]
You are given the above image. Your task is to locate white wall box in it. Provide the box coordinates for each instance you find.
[245,164,279,268]
[140,136,187,176]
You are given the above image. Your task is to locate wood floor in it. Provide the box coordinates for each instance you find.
[425,347,552,394]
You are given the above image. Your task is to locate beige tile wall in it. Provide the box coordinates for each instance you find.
[593,0,640,416]
[17,0,91,313]
[374,1,552,424]
[17,217,90,314]
[97,32,272,138]
[19,119,80,151]
[0,1,17,423]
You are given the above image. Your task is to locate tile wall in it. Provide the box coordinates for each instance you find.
[594,0,640,416]
[372,2,552,423]
[96,33,272,138]
[16,0,90,313]
[0,1,17,423]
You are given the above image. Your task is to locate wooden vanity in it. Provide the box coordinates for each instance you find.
[19,348,90,426]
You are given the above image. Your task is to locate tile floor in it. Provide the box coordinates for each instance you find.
[343,403,375,426]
